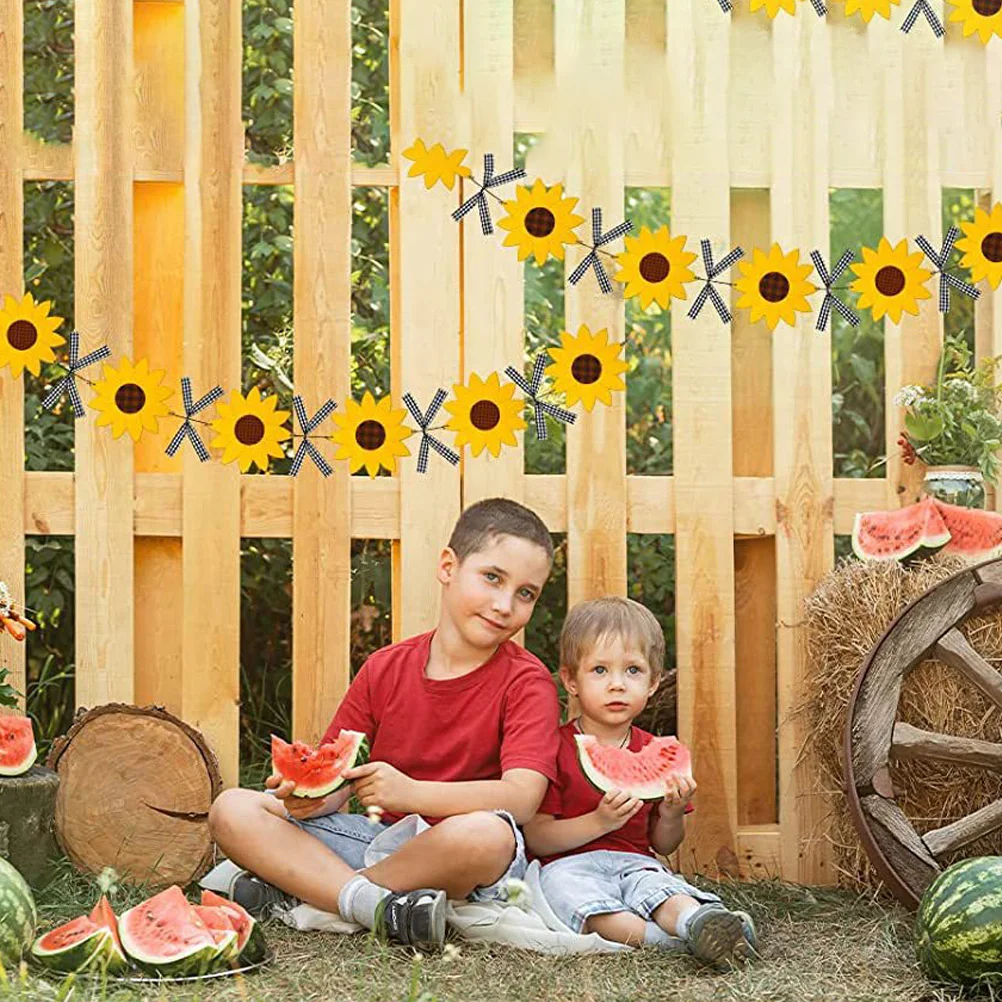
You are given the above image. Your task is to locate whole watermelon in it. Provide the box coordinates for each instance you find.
[916,856,1002,984]
[0,856,37,966]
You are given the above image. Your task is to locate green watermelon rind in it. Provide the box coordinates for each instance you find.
[915,856,1002,985]
[0,857,37,966]
[117,901,219,979]
[31,925,111,974]
[272,730,368,799]
[851,499,952,563]
[200,891,267,965]
[573,733,679,802]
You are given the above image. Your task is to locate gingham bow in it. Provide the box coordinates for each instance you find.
[715,0,732,9]
[915,226,980,313]
[165,377,223,461]
[504,355,577,441]
[290,395,336,477]
[687,240,745,324]
[807,0,827,14]
[902,0,945,36]
[42,330,111,418]
[567,208,633,295]
[403,389,460,474]
[451,153,526,236]
[811,249,859,332]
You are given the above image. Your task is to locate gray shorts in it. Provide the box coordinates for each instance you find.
[288,809,528,903]
[540,850,721,935]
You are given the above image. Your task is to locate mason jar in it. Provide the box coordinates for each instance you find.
[922,466,986,509]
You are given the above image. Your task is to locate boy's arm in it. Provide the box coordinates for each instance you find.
[649,800,687,857]
[524,798,638,857]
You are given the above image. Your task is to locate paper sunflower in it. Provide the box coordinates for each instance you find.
[444,372,525,458]
[841,0,901,21]
[88,357,174,442]
[947,0,1002,42]
[402,138,472,191]
[210,387,291,472]
[614,226,697,310]
[850,238,932,324]
[750,0,797,15]
[497,179,584,266]
[0,293,65,378]
[331,391,412,477]
[957,203,1002,289]
[545,325,628,412]
[734,244,817,331]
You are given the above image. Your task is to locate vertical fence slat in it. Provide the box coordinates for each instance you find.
[0,0,23,706]
[292,0,353,744]
[183,0,242,786]
[74,0,135,708]
[668,0,739,877]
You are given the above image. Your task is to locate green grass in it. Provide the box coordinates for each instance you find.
[4,857,990,1001]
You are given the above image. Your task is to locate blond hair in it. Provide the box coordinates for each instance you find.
[559,596,666,676]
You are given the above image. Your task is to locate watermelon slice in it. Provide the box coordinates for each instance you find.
[936,500,1002,561]
[0,715,37,777]
[193,906,239,967]
[574,733,692,802]
[88,895,128,974]
[31,915,110,973]
[200,890,267,964]
[852,496,952,562]
[270,729,367,799]
[118,886,218,977]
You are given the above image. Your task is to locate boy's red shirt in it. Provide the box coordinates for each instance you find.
[322,629,560,826]
[534,720,694,865]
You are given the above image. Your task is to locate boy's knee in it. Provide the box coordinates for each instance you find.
[440,811,516,865]
[207,787,257,839]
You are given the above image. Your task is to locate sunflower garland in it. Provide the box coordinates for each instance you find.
[89,357,174,442]
[401,139,471,191]
[734,244,817,331]
[331,391,413,477]
[947,0,1002,41]
[849,238,932,324]
[545,325,628,413]
[444,372,526,458]
[957,204,1002,290]
[497,179,585,266]
[210,388,291,472]
[615,227,698,310]
[0,293,65,378]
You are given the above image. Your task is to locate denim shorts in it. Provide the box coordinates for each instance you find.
[539,850,721,935]
[288,810,527,903]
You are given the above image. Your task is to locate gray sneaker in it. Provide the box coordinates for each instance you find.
[229,871,295,919]
[686,903,748,970]
[372,889,447,952]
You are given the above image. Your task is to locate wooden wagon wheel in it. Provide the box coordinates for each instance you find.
[843,557,1002,910]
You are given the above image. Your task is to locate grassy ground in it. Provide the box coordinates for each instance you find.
[5,859,993,1002]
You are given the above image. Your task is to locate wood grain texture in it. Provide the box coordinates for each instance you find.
[892,721,1002,771]
[923,797,1002,858]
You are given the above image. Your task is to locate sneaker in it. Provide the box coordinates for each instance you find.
[229,870,295,919]
[685,903,747,970]
[372,889,447,952]
[732,909,759,962]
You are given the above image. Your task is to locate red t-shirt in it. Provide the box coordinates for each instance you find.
[322,630,560,826]
[534,721,694,864]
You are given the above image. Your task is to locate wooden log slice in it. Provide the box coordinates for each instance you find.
[46,704,222,887]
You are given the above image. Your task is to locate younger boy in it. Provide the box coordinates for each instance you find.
[524,597,757,969]
[208,498,560,951]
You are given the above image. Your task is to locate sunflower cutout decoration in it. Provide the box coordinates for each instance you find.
[545,325,628,413]
[734,244,817,331]
[444,372,526,458]
[749,0,798,15]
[89,357,174,442]
[331,391,412,477]
[849,238,932,324]
[402,138,472,191]
[497,179,585,266]
[957,203,1002,289]
[0,293,65,378]
[842,0,902,20]
[615,227,698,310]
[210,387,291,472]
[947,0,1002,41]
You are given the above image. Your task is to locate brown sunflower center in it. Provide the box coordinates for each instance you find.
[115,383,146,414]
[974,0,1001,15]
[524,207,556,239]
[758,272,790,303]
[981,232,1002,264]
[639,253,671,284]
[235,414,265,445]
[6,320,38,352]
[470,400,501,431]
[356,419,386,451]
[875,265,906,297]
[571,354,602,385]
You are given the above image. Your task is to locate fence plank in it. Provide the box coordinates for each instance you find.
[183,0,243,786]
[668,0,739,877]
[292,0,353,744]
[74,0,135,708]
[0,0,23,706]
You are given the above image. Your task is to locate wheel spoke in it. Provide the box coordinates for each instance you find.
[892,721,1002,770]
[933,628,1002,712]
[923,798,1002,858]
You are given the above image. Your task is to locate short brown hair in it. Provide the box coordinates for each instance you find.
[560,596,665,676]
[447,497,554,564]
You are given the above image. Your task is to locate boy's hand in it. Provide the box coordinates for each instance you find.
[264,774,324,820]
[593,790,644,832]
[344,762,416,813]
[660,774,697,814]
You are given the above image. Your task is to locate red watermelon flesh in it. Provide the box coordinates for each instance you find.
[574,734,692,802]
[118,885,218,976]
[852,496,951,562]
[200,890,266,964]
[936,500,1002,561]
[88,895,127,972]
[193,906,238,964]
[31,915,108,972]
[270,730,367,798]
[0,715,37,777]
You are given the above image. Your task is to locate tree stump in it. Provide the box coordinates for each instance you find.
[0,765,60,884]
[46,704,223,888]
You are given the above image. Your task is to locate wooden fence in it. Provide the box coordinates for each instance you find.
[0,0,999,887]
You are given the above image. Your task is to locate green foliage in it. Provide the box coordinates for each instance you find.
[0,668,19,710]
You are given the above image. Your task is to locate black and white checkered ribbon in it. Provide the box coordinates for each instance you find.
[165,377,223,462]
[451,153,526,236]
[42,330,111,419]
[503,355,577,442]
[403,389,460,474]
[715,0,732,9]
[811,249,859,332]
[807,0,828,15]
[567,208,633,295]
[289,395,337,477]
[915,226,980,313]
[687,240,745,324]
[901,0,945,36]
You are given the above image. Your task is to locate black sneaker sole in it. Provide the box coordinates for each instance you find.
[688,909,745,969]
